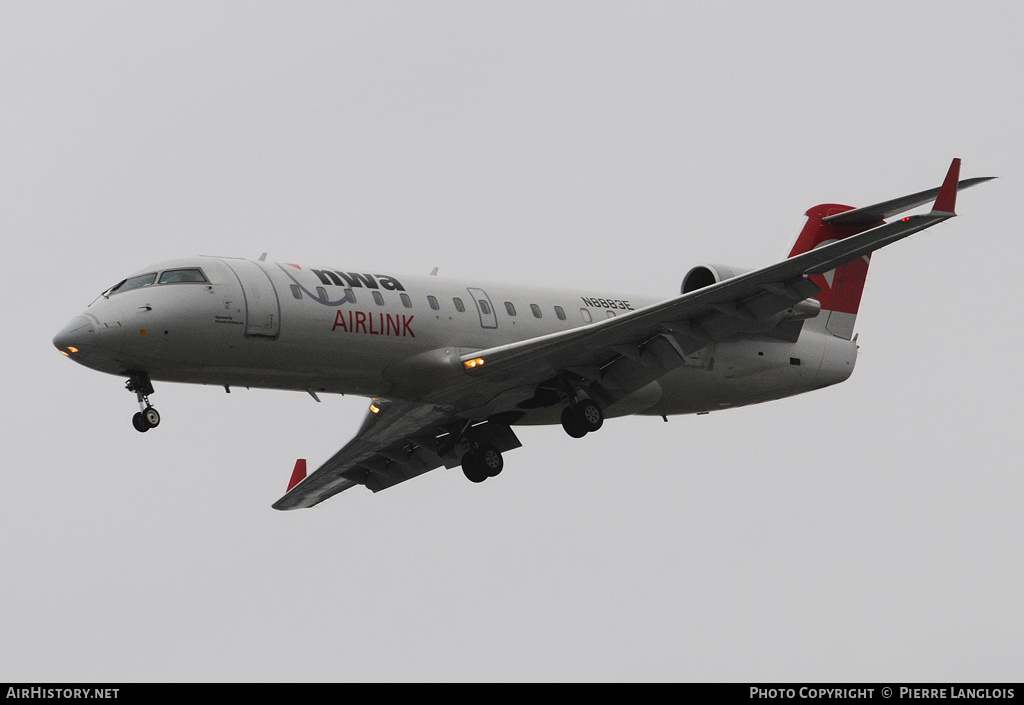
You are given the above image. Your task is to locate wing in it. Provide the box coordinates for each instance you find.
[275,159,991,510]
[272,399,521,510]
[822,176,992,224]
[458,160,991,402]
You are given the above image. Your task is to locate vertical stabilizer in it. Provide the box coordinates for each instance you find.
[788,204,882,339]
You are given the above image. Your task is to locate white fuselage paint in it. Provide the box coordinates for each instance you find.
[56,256,857,425]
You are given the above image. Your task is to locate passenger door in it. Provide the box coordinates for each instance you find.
[220,259,281,338]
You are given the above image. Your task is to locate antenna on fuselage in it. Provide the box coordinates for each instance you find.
[430,267,439,276]
[258,252,268,261]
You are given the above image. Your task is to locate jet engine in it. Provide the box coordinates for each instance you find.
[681,264,751,294]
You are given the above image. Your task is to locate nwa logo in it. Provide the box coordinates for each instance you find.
[310,270,405,291]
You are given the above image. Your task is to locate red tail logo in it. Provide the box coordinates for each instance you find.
[789,204,882,314]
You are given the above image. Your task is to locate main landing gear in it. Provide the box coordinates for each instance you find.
[126,373,161,433]
[462,443,504,484]
[457,397,604,484]
[561,398,604,438]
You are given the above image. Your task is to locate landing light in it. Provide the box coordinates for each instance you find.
[369,403,381,414]
[67,346,79,353]
[464,357,485,369]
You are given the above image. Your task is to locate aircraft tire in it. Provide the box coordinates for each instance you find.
[479,444,503,477]
[577,399,604,432]
[462,451,488,483]
[144,407,161,428]
[132,412,150,433]
[561,407,588,438]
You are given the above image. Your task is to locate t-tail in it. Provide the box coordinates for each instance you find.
[788,159,991,340]
[787,203,878,340]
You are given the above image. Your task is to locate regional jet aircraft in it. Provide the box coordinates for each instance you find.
[53,159,991,509]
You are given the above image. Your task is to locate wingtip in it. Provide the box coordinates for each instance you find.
[287,459,307,492]
[932,157,962,215]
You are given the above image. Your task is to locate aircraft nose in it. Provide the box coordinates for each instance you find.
[53,315,95,355]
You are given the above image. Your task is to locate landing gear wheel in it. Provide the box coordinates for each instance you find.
[561,406,588,438]
[132,412,150,433]
[479,444,503,477]
[126,373,160,433]
[462,444,504,483]
[462,451,489,483]
[577,399,603,432]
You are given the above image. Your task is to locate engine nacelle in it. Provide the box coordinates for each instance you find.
[681,264,752,294]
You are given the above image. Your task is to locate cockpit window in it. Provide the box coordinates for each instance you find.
[109,273,156,294]
[158,268,208,284]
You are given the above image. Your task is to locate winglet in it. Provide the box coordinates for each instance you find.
[932,158,961,215]
[287,459,307,492]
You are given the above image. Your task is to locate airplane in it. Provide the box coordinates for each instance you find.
[53,159,992,510]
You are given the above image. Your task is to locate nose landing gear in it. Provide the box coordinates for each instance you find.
[132,408,161,432]
[126,373,160,433]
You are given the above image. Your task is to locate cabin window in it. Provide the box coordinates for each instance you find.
[158,268,208,284]
[606,310,616,318]
[580,308,592,323]
[316,286,328,302]
[428,295,440,310]
[554,306,566,321]
[505,302,517,316]
[530,303,542,318]
[110,273,156,294]
[400,293,412,308]
[290,284,302,300]
[344,288,356,304]
[453,297,466,313]
[372,291,385,306]
[479,300,492,315]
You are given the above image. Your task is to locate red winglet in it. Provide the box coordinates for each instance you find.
[932,158,961,214]
[287,459,307,492]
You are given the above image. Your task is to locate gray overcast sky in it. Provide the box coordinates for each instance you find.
[2,0,1021,682]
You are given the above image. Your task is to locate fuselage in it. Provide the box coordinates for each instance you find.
[53,256,857,424]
